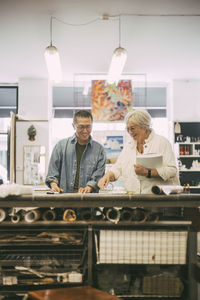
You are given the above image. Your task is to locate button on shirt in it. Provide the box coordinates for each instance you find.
[110,130,180,194]
[45,134,106,193]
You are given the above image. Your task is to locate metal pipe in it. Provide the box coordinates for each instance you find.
[1,194,200,209]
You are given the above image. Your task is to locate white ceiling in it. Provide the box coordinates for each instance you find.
[1,0,200,84]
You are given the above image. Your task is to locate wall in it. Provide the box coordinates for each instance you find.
[172,79,200,251]
[173,80,200,121]
[16,78,52,185]
[18,78,52,120]
[15,120,51,185]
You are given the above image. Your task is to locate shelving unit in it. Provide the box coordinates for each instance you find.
[0,221,88,297]
[0,193,199,300]
[174,122,200,193]
[94,225,188,299]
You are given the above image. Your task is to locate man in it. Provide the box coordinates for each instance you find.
[46,110,106,193]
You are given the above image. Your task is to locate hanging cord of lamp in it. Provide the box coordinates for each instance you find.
[44,16,63,82]
[44,16,100,83]
[44,13,200,83]
[107,15,127,85]
[106,11,200,85]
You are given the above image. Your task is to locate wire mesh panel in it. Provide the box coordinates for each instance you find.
[142,274,184,296]
[97,230,188,264]
[96,264,185,297]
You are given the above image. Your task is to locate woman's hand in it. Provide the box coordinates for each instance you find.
[134,165,159,178]
[134,164,148,176]
[98,172,114,190]
[50,182,63,193]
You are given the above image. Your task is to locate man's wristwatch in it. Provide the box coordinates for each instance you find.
[147,168,151,178]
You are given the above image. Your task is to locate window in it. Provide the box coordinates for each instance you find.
[52,83,168,141]
[52,71,168,147]
[0,86,18,182]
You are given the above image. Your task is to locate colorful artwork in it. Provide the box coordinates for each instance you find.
[91,80,133,121]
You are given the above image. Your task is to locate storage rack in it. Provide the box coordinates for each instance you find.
[174,122,200,193]
[0,193,199,300]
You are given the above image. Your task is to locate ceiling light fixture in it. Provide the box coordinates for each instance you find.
[44,16,62,82]
[107,15,127,85]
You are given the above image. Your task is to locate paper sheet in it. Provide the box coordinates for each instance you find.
[0,184,33,198]
[136,153,163,169]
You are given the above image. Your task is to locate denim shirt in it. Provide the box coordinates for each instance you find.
[45,134,106,193]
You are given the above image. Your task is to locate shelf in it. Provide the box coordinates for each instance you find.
[174,122,200,194]
[189,186,200,189]
[0,195,198,299]
[175,142,200,145]
[117,294,182,298]
[179,169,200,172]
[179,155,200,158]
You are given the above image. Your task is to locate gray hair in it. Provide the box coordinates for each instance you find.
[125,109,152,129]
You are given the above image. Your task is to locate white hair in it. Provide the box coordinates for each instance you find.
[125,109,152,129]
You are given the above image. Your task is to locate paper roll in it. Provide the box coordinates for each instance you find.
[105,208,120,224]
[63,209,76,222]
[42,209,56,221]
[24,209,40,223]
[120,208,133,221]
[11,213,21,223]
[79,208,93,221]
[132,208,147,222]
[152,185,183,195]
[0,208,6,223]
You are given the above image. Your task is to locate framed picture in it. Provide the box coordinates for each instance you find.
[23,145,46,185]
[91,80,133,121]
[104,135,123,160]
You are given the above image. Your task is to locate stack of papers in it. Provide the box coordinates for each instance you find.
[136,153,163,169]
[0,184,33,198]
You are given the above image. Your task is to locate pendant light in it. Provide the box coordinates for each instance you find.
[44,17,62,82]
[107,16,127,85]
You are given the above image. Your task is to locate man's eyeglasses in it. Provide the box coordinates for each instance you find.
[75,125,92,130]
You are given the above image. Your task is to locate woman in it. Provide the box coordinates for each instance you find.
[98,109,179,194]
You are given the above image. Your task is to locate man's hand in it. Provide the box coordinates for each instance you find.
[78,186,93,193]
[50,182,63,193]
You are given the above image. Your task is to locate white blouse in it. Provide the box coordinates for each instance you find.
[110,130,180,194]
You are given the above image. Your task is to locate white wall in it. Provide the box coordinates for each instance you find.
[15,78,52,185]
[15,120,51,185]
[173,80,200,121]
[18,78,52,121]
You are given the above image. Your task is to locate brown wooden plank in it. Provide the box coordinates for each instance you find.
[28,286,120,300]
